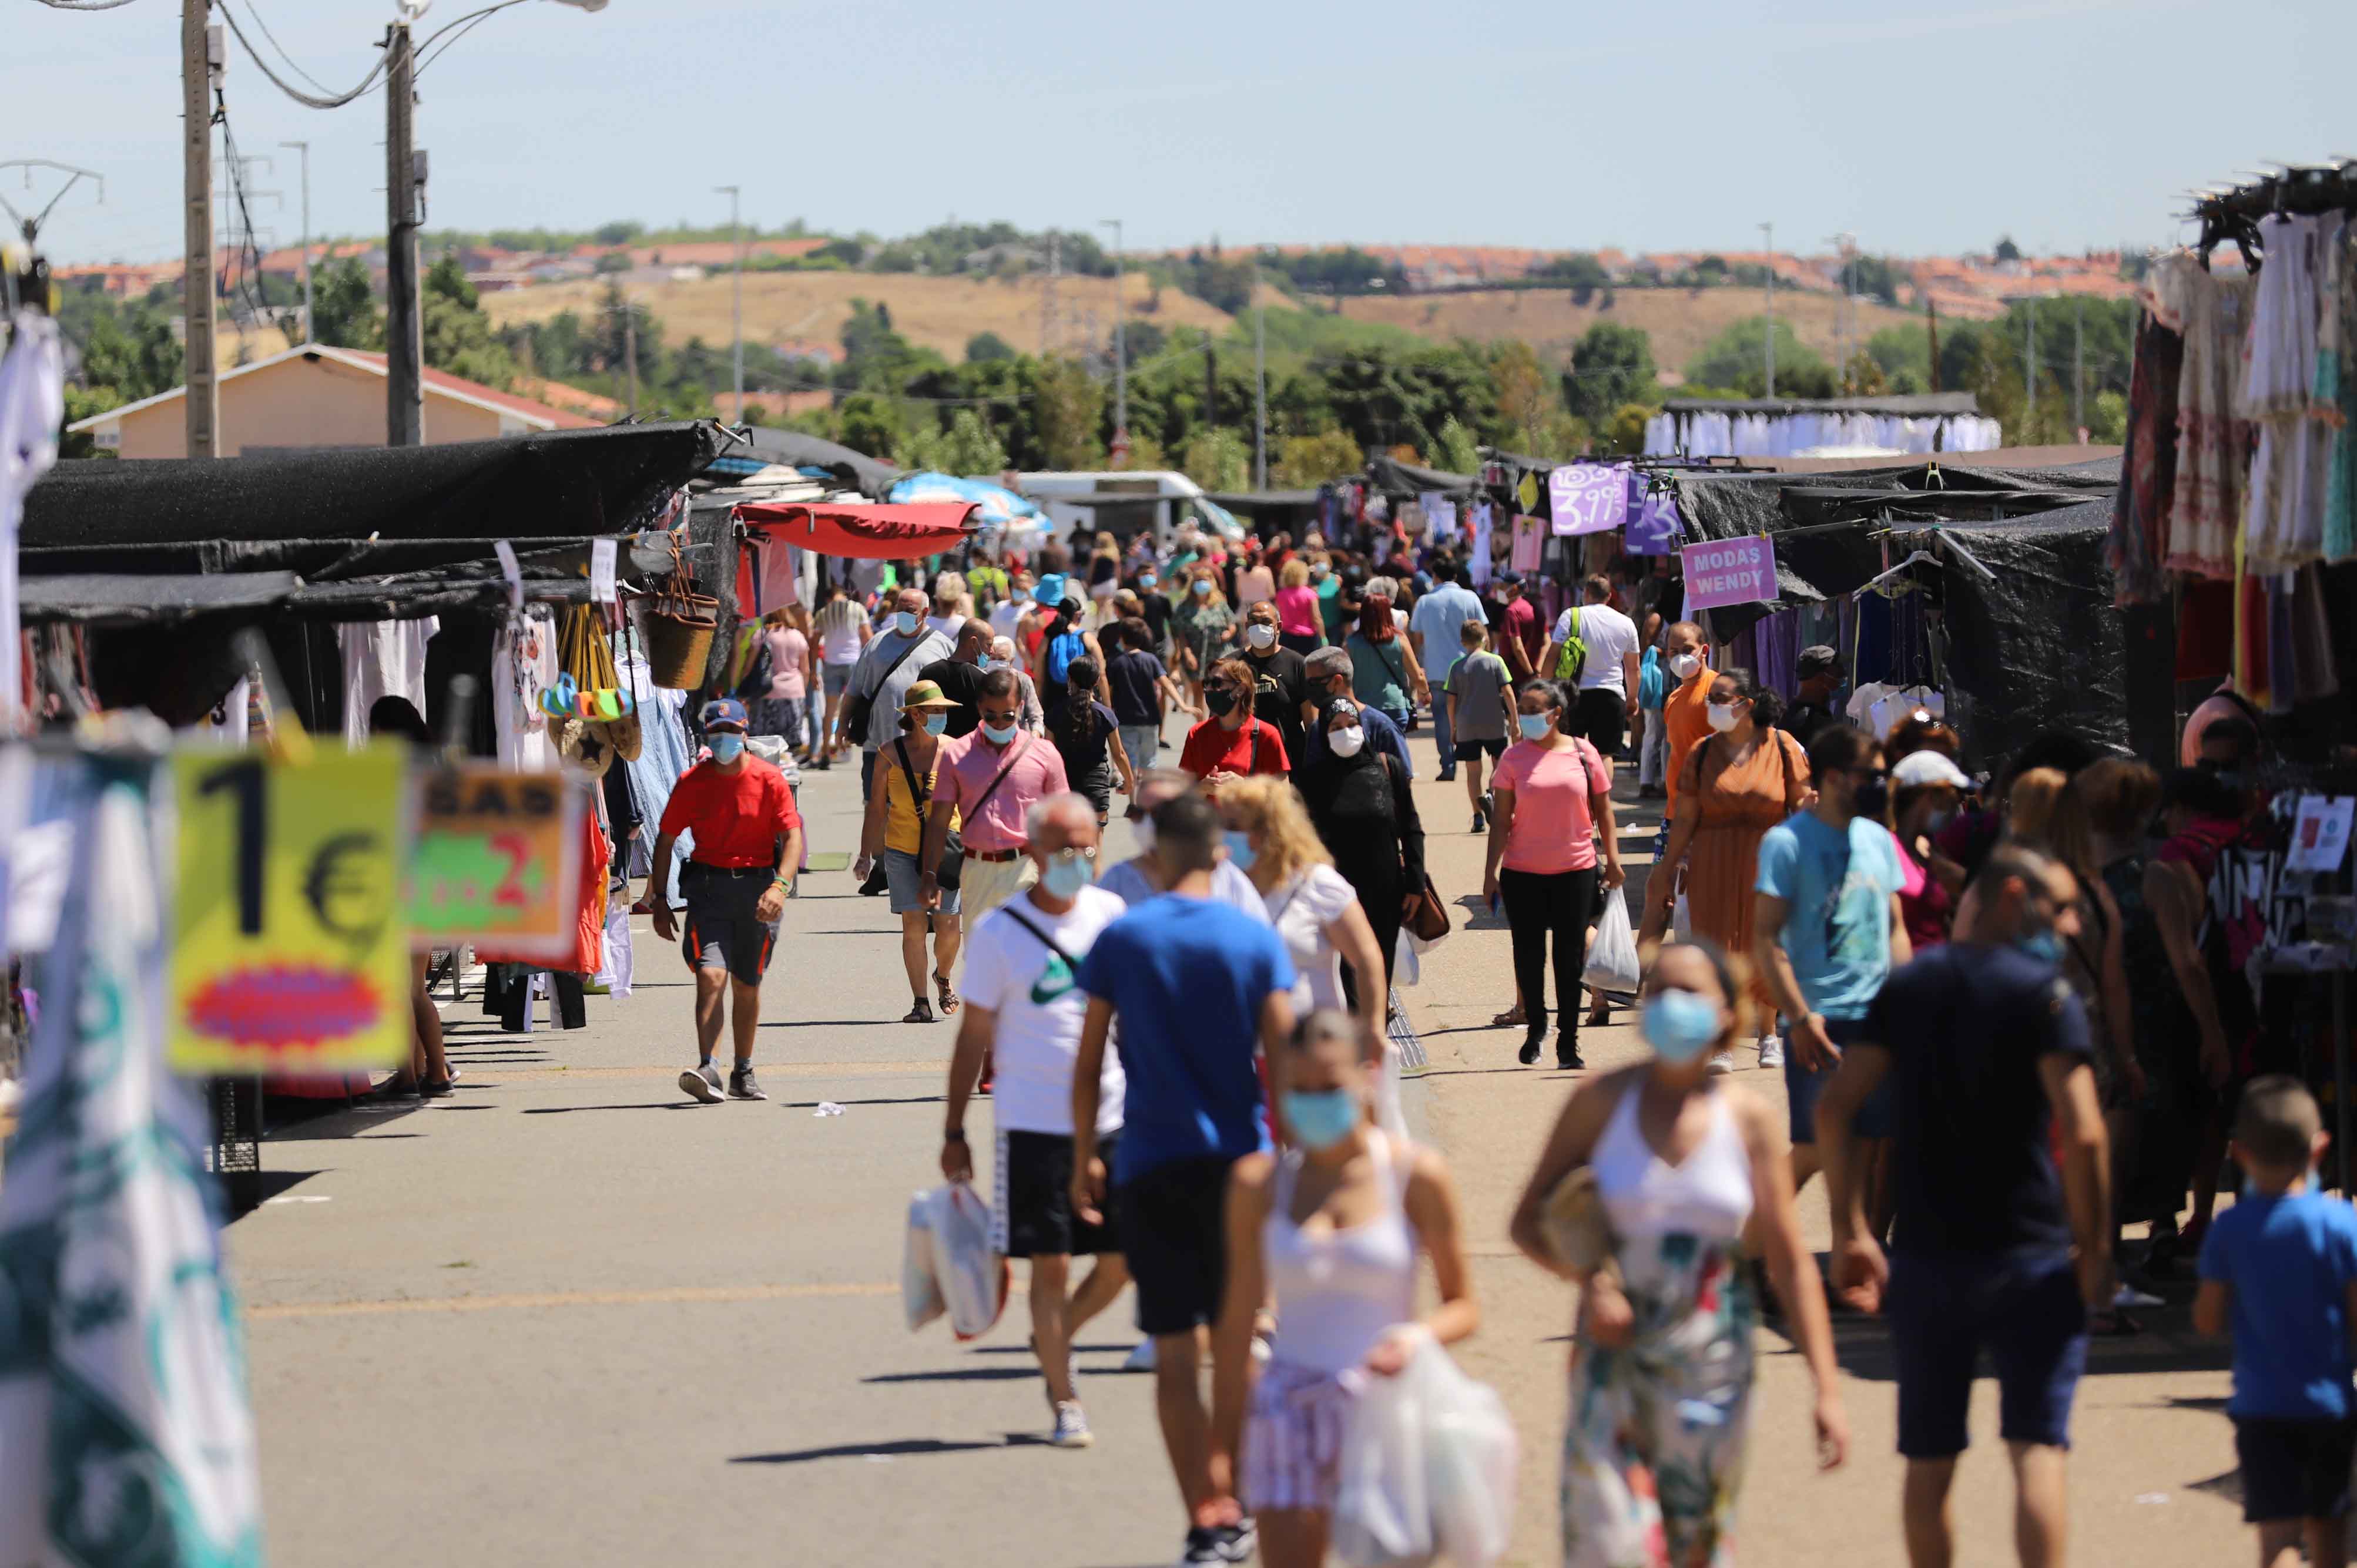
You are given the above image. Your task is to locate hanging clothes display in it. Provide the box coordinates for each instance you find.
[2107,307,2184,606]
[491,608,560,771]
[2145,252,2257,579]
[337,616,439,746]
[1468,502,1494,587]
[2238,214,2341,573]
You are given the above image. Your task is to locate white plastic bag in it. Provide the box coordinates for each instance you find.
[1582,887,1639,997]
[920,1182,1010,1340]
[1393,927,1422,987]
[1333,1336,1517,1568]
[901,1191,945,1332]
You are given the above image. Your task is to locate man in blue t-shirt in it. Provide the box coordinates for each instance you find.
[1071,788,1295,1568]
[2197,1076,2357,1563]
[1754,723,1909,1193]
[1819,842,2110,1568]
[1407,566,1487,780]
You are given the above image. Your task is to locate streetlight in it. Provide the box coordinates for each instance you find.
[716,183,742,422]
[1758,221,1775,398]
[1100,218,1125,464]
[280,141,311,341]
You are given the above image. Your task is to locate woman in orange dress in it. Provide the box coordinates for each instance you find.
[1648,668,1809,1070]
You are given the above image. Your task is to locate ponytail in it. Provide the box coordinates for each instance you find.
[1723,666,1784,729]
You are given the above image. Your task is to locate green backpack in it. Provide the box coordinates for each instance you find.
[1553,606,1587,683]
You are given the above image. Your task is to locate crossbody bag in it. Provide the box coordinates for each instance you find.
[896,739,964,891]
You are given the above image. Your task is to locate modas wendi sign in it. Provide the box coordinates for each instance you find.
[1680,535,1778,612]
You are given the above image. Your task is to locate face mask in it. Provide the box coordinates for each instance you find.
[1223,828,1258,870]
[708,733,745,764]
[1329,725,1366,758]
[1705,700,1741,732]
[981,720,1018,745]
[1669,652,1702,681]
[1518,713,1552,742]
[1642,989,1722,1064]
[1139,575,1157,589]
[1280,1088,1359,1151]
[1041,849,1093,900]
[1192,580,1212,597]
[922,714,948,736]
[1245,623,1277,650]
[2014,928,2064,966]
[1852,775,1890,820]
[1013,589,1031,603]
[894,610,920,636]
[1312,565,1329,580]
[1205,688,1238,717]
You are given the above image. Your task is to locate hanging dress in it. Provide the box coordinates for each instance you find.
[2147,252,2257,580]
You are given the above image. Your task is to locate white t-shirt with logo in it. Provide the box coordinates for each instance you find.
[960,885,1128,1136]
[1551,602,1640,696]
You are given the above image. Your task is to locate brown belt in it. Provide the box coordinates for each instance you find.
[964,847,1022,863]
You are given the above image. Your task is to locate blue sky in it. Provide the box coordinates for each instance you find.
[11,0,2350,266]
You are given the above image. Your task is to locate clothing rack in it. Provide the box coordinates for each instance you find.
[2185,160,2357,269]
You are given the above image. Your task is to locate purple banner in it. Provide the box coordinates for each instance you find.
[1679,535,1778,610]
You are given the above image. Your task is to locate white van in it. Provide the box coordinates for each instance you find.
[1014,470,1248,555]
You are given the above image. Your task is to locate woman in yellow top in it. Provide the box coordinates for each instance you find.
[855,680,964,1022]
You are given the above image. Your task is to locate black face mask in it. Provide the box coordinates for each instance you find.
[1205,688,1238,717]
[1850,771,1890,821]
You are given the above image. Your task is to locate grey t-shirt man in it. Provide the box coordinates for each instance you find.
[1445,648,1514,742]
[849,626,953,751]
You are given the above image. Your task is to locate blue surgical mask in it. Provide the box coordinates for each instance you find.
[1041,849,1093,900]
[894,610,920,636]
[982,720,1018,746]
[1192,580,1212,597]
[923,714,949,736]
[708,733,745,764]
[1223,828,1257,870]
[1518,714,1551,742]
[1641,990,1722,1064]
[1280,1088,1359,1151]
[2014,929,2064,966]
[1139,574,1157,589]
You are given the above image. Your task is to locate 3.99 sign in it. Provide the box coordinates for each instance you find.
[170,744,412,1074]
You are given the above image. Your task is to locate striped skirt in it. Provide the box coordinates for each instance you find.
[1242,1359,1364,1514]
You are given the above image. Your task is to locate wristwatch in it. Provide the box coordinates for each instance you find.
[943,1128,966,1143]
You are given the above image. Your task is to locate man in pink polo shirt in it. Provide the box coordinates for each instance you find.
[921,666,1071,926]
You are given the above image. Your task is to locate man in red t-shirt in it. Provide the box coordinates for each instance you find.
[648,698,805,1104]
[1496,573,1541,681]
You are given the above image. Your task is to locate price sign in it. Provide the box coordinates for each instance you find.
[170,744,411,1073]
[407,764,583,959]
[1547,464,1631,536]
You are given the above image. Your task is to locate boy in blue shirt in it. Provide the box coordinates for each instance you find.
[2197,1075,2357,1568]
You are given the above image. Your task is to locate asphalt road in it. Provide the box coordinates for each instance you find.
[232,725,2251,1567]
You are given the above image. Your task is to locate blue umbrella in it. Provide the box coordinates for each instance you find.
[887,472,1045,529]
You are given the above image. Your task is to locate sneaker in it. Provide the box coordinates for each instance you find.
[1470,811,1486,834]
[1123,1339,1157,1372]
[1436,768,1456,783]
[1051,1401,1093,1449]
[1706,1049,1738,1075]
[1214,1520,1258,1563]
[1757,1036,1784,1070]
[727,1066,767,1101]
[1176,1527,1223,1567]
[2113,1282,2165,1310]
[1555,1038,1584,1070]
[679,1063,723,1104]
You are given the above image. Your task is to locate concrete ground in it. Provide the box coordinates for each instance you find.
[231,723,2248,1567]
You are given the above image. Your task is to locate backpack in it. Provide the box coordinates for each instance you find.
[1637,646,1665,711]
[1553,607,1587,683]
[1044,628,1085,687]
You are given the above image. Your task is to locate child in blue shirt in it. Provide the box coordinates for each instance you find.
[2196,1075,2357,1567]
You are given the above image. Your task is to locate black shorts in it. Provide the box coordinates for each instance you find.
[1453,737,1507,763]
[2235,1416,2357,1522]
[994,1129,1121,1258]
[1573,687,1627,757]
[679,865,779,985]
[1887,1248,2087,1458]
[1118,1154,1238,1337]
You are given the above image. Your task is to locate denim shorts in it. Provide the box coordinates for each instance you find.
[1785,1013,1894,1144]
[1887,1248,2087,1458]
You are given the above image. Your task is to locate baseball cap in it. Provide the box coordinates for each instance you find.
[1891,750,1972,791]
[1796,645,1842,678]
[1500,571,1524,586]
[699,697,749,731]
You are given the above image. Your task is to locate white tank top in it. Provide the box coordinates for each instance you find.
[1264,1131,1419,1375]
[1592,1083,1753,1244]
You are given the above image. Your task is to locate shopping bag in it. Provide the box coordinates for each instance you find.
[1334,1334,1517,1568]
[1581,888,1639,997]
[1393,928,1421,988]
[902,1192,946,1332]
[920,1182,1010,1340]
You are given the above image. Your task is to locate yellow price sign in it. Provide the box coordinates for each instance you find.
[169,744,412,1074]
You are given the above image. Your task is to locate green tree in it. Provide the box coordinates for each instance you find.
[310,257,383,350]
[1270,428,1363,489]
[1994,235,2022,263]
[422,256,515,387]
[964,331,1015,363]
[903,407,1010,475]
[1849,254,1905,305]
[1432,416,1481,475]
[1684,316,1832,399]
[1032,357,1105,469]
[1533,253,1610,291]
[1180,427,1250,492]
[837,392,903,458]
[1864,325,1932,392]
[1563,322,1657,425]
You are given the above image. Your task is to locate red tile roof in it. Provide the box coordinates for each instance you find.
[335,350,601,429]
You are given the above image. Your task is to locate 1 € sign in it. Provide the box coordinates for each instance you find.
[170,744,411,1073]
[1679,535,1779,612]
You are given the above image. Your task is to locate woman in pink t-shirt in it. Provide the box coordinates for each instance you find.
[760,605,815,760]
[1483,678,1622,1069]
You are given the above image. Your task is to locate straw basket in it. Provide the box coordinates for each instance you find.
[639,573,718,690]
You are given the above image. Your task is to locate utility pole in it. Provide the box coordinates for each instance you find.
[1205,337,1218,461]
[1040,230,1060,358]
[2025,299,2037,425]
[623,298,638,415]
[280,139,310,341]
[1101,218,1126,462]
[183,0,220,459]
[2073,294,2085,437]
[715,183,742,421]
[1758,221,1775,398]
[1926,297,1940,392]
[383,15,422,445]
[1253,260,1267,490]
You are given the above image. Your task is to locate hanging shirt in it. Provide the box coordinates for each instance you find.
[340,616,440,747]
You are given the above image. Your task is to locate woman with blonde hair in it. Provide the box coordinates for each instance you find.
[1218,775,1400,1136]
[1273,558,1322,656]
[1087,530,1122,620]
[1172,564,1238,711]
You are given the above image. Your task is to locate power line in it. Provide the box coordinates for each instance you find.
[32,0,142,10]
[212,0,387,109]
[236,0,338,96]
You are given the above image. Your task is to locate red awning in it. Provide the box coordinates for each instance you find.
[733,500,978,559]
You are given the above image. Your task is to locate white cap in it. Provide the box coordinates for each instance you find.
[1891,750,1972,791]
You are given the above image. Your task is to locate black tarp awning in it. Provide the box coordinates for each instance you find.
[21,420,729,551]
[1202,489,1320,509]
[730,427,900,499]
[1363,454,1477,498]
